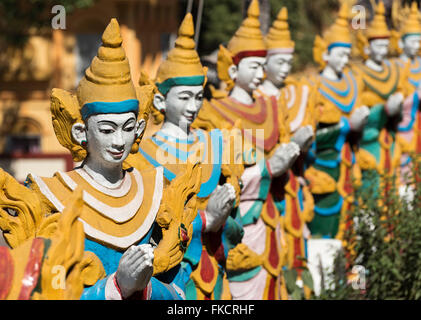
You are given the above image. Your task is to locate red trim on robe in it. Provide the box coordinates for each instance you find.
[18,238,44,300]
[200,250,215,284]
[267,276,276,300]
[0,247,13,300]
[268,229,279,270]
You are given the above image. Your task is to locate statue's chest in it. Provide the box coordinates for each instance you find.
[208,96,282,153]
[360,60,400,101]
[317,71,361,124]
[282,83,311,133]
[407,57,421,89]
[139,129,222,198]
[319,71,359,113]
[32,167,163,250]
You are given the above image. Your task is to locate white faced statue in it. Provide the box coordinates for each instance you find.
[154,85,204,130]
[265,53,293,88]
[400,34,421,60]
[366,38,390,64]
[322,46,351,76]
[228,56,266,94]
[72,112,145,167]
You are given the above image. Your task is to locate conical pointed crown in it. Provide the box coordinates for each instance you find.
[155,13,205,95]
[76,19,138,120]
[366,1,390,39]
[265,7,295,54]
[401,2,421,37]
[227,0,267,64]
[323,2,352,50]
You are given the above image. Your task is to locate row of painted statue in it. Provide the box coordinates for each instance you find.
[1,0,421,300]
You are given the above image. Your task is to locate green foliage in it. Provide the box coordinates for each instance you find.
[196,0,341,71]
[0,0,96,46]
[284,256,314,300]
[197,0,243,55]
[316,155,421,300]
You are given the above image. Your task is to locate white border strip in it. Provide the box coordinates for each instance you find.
[74,168,133,197]
[290,85,309,133]
[80,166,164,249]
[31,175,65,212]
[34,167,163,249]
[57,170,144,223]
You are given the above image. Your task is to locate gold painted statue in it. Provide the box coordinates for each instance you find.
[391,2,421,191]
[126,13,244,300]
[351,1,410,196]
[1,18,202,300]
[193,0,302,300]
[255,7,316,286]
[298,4,370,295]
[308,2,369,241]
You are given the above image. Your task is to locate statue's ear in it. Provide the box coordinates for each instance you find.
[136,119,146,138]
[153,92,166,113]
[364,44,370,57]
[322,50,329,63]
[71,123,87,146]
[398,38,404,49]
[228,64,238,82]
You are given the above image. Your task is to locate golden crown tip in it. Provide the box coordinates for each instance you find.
[247,0,260,18]
[179,13,195,38]
[102,18,122,47]
[278,7,288,21]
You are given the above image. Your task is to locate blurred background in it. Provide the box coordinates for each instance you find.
[0,0,418,180]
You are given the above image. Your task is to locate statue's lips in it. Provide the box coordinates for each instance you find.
[251,80,262,87]
[108,150,124,158]
[278,73,287,80]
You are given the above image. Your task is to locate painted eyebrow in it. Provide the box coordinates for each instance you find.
[178,91,194,96]
[276,58,293,62]
[177,90,204,96]
[98,118,136,127]
[98,120,118,126]
[123,118,136,127]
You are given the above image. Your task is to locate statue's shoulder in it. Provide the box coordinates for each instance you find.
[192,97,231,131]
[25,172,66,214]
[349,61,364,75]
[124,141,157,172]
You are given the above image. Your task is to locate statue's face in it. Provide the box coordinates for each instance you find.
[233,56,266,93]
[324,46,351,74]
[85,112,138,166]
[265,53,293,87]
[156,85,204,129]
[402,34,421,59]
[368,38,389,63]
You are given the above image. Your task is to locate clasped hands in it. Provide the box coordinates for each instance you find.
[115,244,154,299]
[268,141,301,178]
[205,183,236,232]
[385,92,404,117]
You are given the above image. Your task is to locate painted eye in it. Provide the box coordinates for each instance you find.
[3,207,17,217]
[124,126,135,132]
[100,129,113,134]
